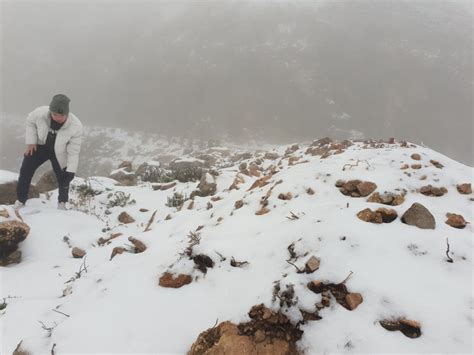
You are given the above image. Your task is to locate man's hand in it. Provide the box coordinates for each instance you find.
[24,144,37,156]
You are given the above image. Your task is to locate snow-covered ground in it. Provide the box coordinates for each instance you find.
[1,140,473,354]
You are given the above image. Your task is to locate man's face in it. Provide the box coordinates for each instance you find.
[51,112,67,124]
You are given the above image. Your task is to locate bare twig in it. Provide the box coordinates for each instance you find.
[230,256,249,267]
[215,251,226,262]
[286,260,304,273]
[446,238,453,263]
[340,271,354,284]
[144,210,157,232]
[286,211,299,220]
[51,343,56,355]
[65,256,88,284]
[38,320,56,337]
[342,159,371,171]
[52,309,70,318]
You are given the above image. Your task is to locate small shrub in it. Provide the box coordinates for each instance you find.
[166,192,187,208]
[107,191,136,208]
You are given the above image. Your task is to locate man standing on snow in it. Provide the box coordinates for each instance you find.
[14,94,83,210]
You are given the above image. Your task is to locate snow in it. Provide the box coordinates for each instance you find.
[1,141,473,354]
[0,170,18,184]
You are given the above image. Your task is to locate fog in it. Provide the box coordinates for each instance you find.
[1,0,472,165]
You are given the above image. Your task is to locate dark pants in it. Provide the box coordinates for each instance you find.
[17,145,74,203]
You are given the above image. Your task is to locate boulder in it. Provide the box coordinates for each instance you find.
[109,168,137,186]
[189,304,302,355]
[135,162,163,183]
[0,181,39,205]
[401,203,436,229]
[35,170,58,192]
[118,161,133,172]
[169,158,205,182]
[0,220,30,266]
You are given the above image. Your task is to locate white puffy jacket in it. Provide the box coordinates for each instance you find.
[25,106,83,173]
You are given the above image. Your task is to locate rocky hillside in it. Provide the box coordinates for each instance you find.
[0,138,472,354]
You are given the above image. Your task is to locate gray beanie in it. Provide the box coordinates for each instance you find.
[49,94,70,115]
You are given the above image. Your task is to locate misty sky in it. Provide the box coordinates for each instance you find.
[1,0,472,165]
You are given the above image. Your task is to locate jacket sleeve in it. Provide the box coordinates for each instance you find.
[25,110,38,145]
[65,123,83,173]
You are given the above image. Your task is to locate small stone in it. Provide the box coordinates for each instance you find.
[345,293,363,310]
[110,246,127,260]
[278,192,293,200]
[411,154,421,160]
[411,164,422,169]
[71,247,86,258]
[400,164,409,170]
[255,207,270,215]
[128,237,147,253]
[456,183,472,195]
[305,256,320,273]
[118,211,135,224]
[306,188,315,195]
[0,209,9,218]
[445,213,468,229]
[158,272,192,288]
[165,214,172,220]
[139,208,149,212]
[234,200,244,209]
[430,160,444,169]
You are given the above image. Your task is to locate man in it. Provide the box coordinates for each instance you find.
[14,94,83,210]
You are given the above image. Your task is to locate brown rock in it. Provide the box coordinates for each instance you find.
[234,200,244,209]
[430,160,444,169]
[248,174,272,191]
[400,164,409,170]
[139,208,149,212]
[304,256,320,273]
[118,211,135,224]
[264,152,279,160]
[456,183,472,195]
[129,237,147,253]
[109,169,137,186]
[71,247,86,258]
[306,188,315,195]
[0,250,22,266]
[420,185,447,197]
[165,214,172,220]
[0,209,9,218]
[0,181,39,205]
[377,208,398,223]
[401,203,436,229]
[159,272,192,288]
[118,161,133,172]
[345,293,363,310]
[229,173,245,191]
[411,153,421,160]
[35,170,58,192]
[187,200,194,210]
[193,173,217,198]
[367,192,405,206]
[255,207,270,215]
[380,318,422,338]
[248,163,261,177]
[357,208,383,224]
[0,220,30,266]
[110,246,127,260]
[445,213,468,229]
[411,164,422,169]
[338,180,377,197]
[278,192,293,200]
